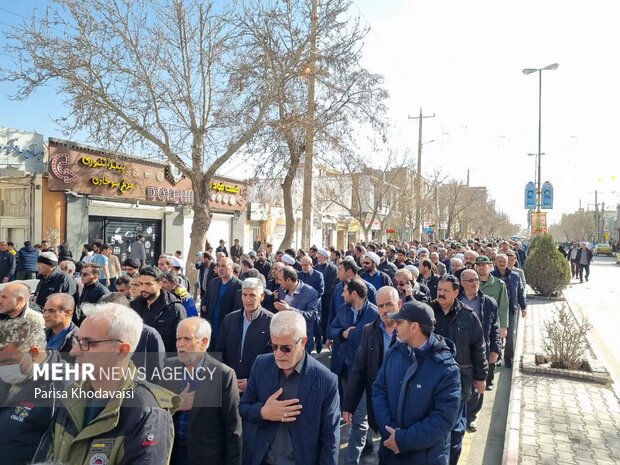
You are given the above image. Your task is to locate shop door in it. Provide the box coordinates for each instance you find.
[89,216,162,266]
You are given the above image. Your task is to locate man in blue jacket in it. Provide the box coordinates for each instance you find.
[240,311,340,465]
[274,266,320,353]
[328,277,378,464]
[372,300,461,465]
[492,254,526,368]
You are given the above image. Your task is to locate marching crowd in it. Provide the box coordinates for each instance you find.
[0,236,530,465]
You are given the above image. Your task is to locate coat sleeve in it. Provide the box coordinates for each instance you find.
[471,315,489,382]
[221,367,242,465]
[497,282,509,328]
[216,315,230,364]
[319,372,341,465]
[120,407,175,465]
[372,350,398,438]
[342,326,369,413]
[516,276,527,310]
[317,272,325,299]
[239,358,270,426]
[327,305,347,342]
[394,364,461,452]
[289,289,319,323]
[488,299,501,355]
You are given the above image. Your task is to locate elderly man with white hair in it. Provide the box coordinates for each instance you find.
[0,318,66,465]
[165,317,242,465]
[240,311,340,465]
[34,303,178,465]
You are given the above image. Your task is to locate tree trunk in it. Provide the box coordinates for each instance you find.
[279,154,300,251]
[185,175,213,292]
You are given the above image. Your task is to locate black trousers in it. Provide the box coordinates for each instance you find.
[578,264,590,281]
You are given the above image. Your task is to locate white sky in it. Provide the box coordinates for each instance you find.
[351,0,620,226]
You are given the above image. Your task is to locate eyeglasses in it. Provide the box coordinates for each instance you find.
[71,335,123,351]
[395,281,409,286]
[269,337,302,353]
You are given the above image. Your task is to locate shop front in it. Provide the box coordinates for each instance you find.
[46,139,247,264]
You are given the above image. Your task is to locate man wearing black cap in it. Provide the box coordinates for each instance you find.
[372,300,461,464]
[430,275,487,465]
[122,258,141,278]
[34,252,77,309]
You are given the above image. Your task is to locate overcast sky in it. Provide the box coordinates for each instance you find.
[2,0,619,227]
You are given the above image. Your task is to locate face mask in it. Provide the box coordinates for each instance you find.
[0,355,28,384]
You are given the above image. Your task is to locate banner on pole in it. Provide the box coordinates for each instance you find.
[541,181,553,209]
[525,182,536,209]
[531,211,547,235]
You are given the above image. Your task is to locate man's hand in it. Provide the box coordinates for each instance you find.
[273,300,290,312]
[177,383,195,412]
[500,327,508,338]
[489,351,499,364]
[326,339,333,351]
[342,326,356,339]
[1,277,8,283]
[343,411,353,424]
[521,308,527,318]
[260,387,303,423]
[237,378,248,394]
[474,380,486,394]
[384,426,400,454]
[403,282,413,297]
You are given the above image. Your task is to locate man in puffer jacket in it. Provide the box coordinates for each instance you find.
[15,241,39,280]
[373,301,461,465]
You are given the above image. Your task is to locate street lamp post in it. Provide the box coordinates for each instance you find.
[523,63,558,212]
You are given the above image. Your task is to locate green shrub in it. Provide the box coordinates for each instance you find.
[523,233,571,297]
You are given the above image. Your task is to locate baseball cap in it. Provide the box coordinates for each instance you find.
[475,255,492,264]
[389,301,436,329]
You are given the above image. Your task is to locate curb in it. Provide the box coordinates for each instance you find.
[502,313,524,465]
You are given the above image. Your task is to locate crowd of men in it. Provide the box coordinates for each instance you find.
[0,235,529,465]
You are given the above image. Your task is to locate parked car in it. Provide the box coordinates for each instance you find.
[594,243,613,256]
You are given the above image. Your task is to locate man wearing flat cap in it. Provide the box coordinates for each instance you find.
[372,300,461,464]
[360,252,393,290]
[34,252,77,309]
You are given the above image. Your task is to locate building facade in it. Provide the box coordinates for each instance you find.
[46,138,247,264]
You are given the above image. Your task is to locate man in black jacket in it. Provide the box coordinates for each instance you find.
[77,263,110,322]
[430,275,487,465]
[343,286,398,434]
[130,266,187,352]
[0,319,66,465]
[203,257,242,348]
[166,317,242,465]
[458,269,500,432]
[315,248,338,343]
[0,241,16,283]
[34,252,77,309]
[217,278,273,393]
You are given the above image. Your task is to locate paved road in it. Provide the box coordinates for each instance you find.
[563,255,620,388]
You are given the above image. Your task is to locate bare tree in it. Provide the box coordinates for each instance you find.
[315,150,410,242]
[246,0,388,250]
[2,0,312,280]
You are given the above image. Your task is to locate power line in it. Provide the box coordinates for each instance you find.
[0,6,28,20]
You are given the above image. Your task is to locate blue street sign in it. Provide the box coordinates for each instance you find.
[541,181,553,209]
[524,182,536,209]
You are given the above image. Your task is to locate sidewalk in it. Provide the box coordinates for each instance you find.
[513,298,620,465]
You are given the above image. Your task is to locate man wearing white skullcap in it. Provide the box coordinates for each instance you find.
[359,252,393,290]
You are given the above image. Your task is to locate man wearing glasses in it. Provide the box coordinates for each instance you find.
[34,303,178,465]
[458,269,500,432]
[240,311,340,465]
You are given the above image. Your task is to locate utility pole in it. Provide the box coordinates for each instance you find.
[301,0,319,249]
[594,190,599,243]
[408,107,435,239]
